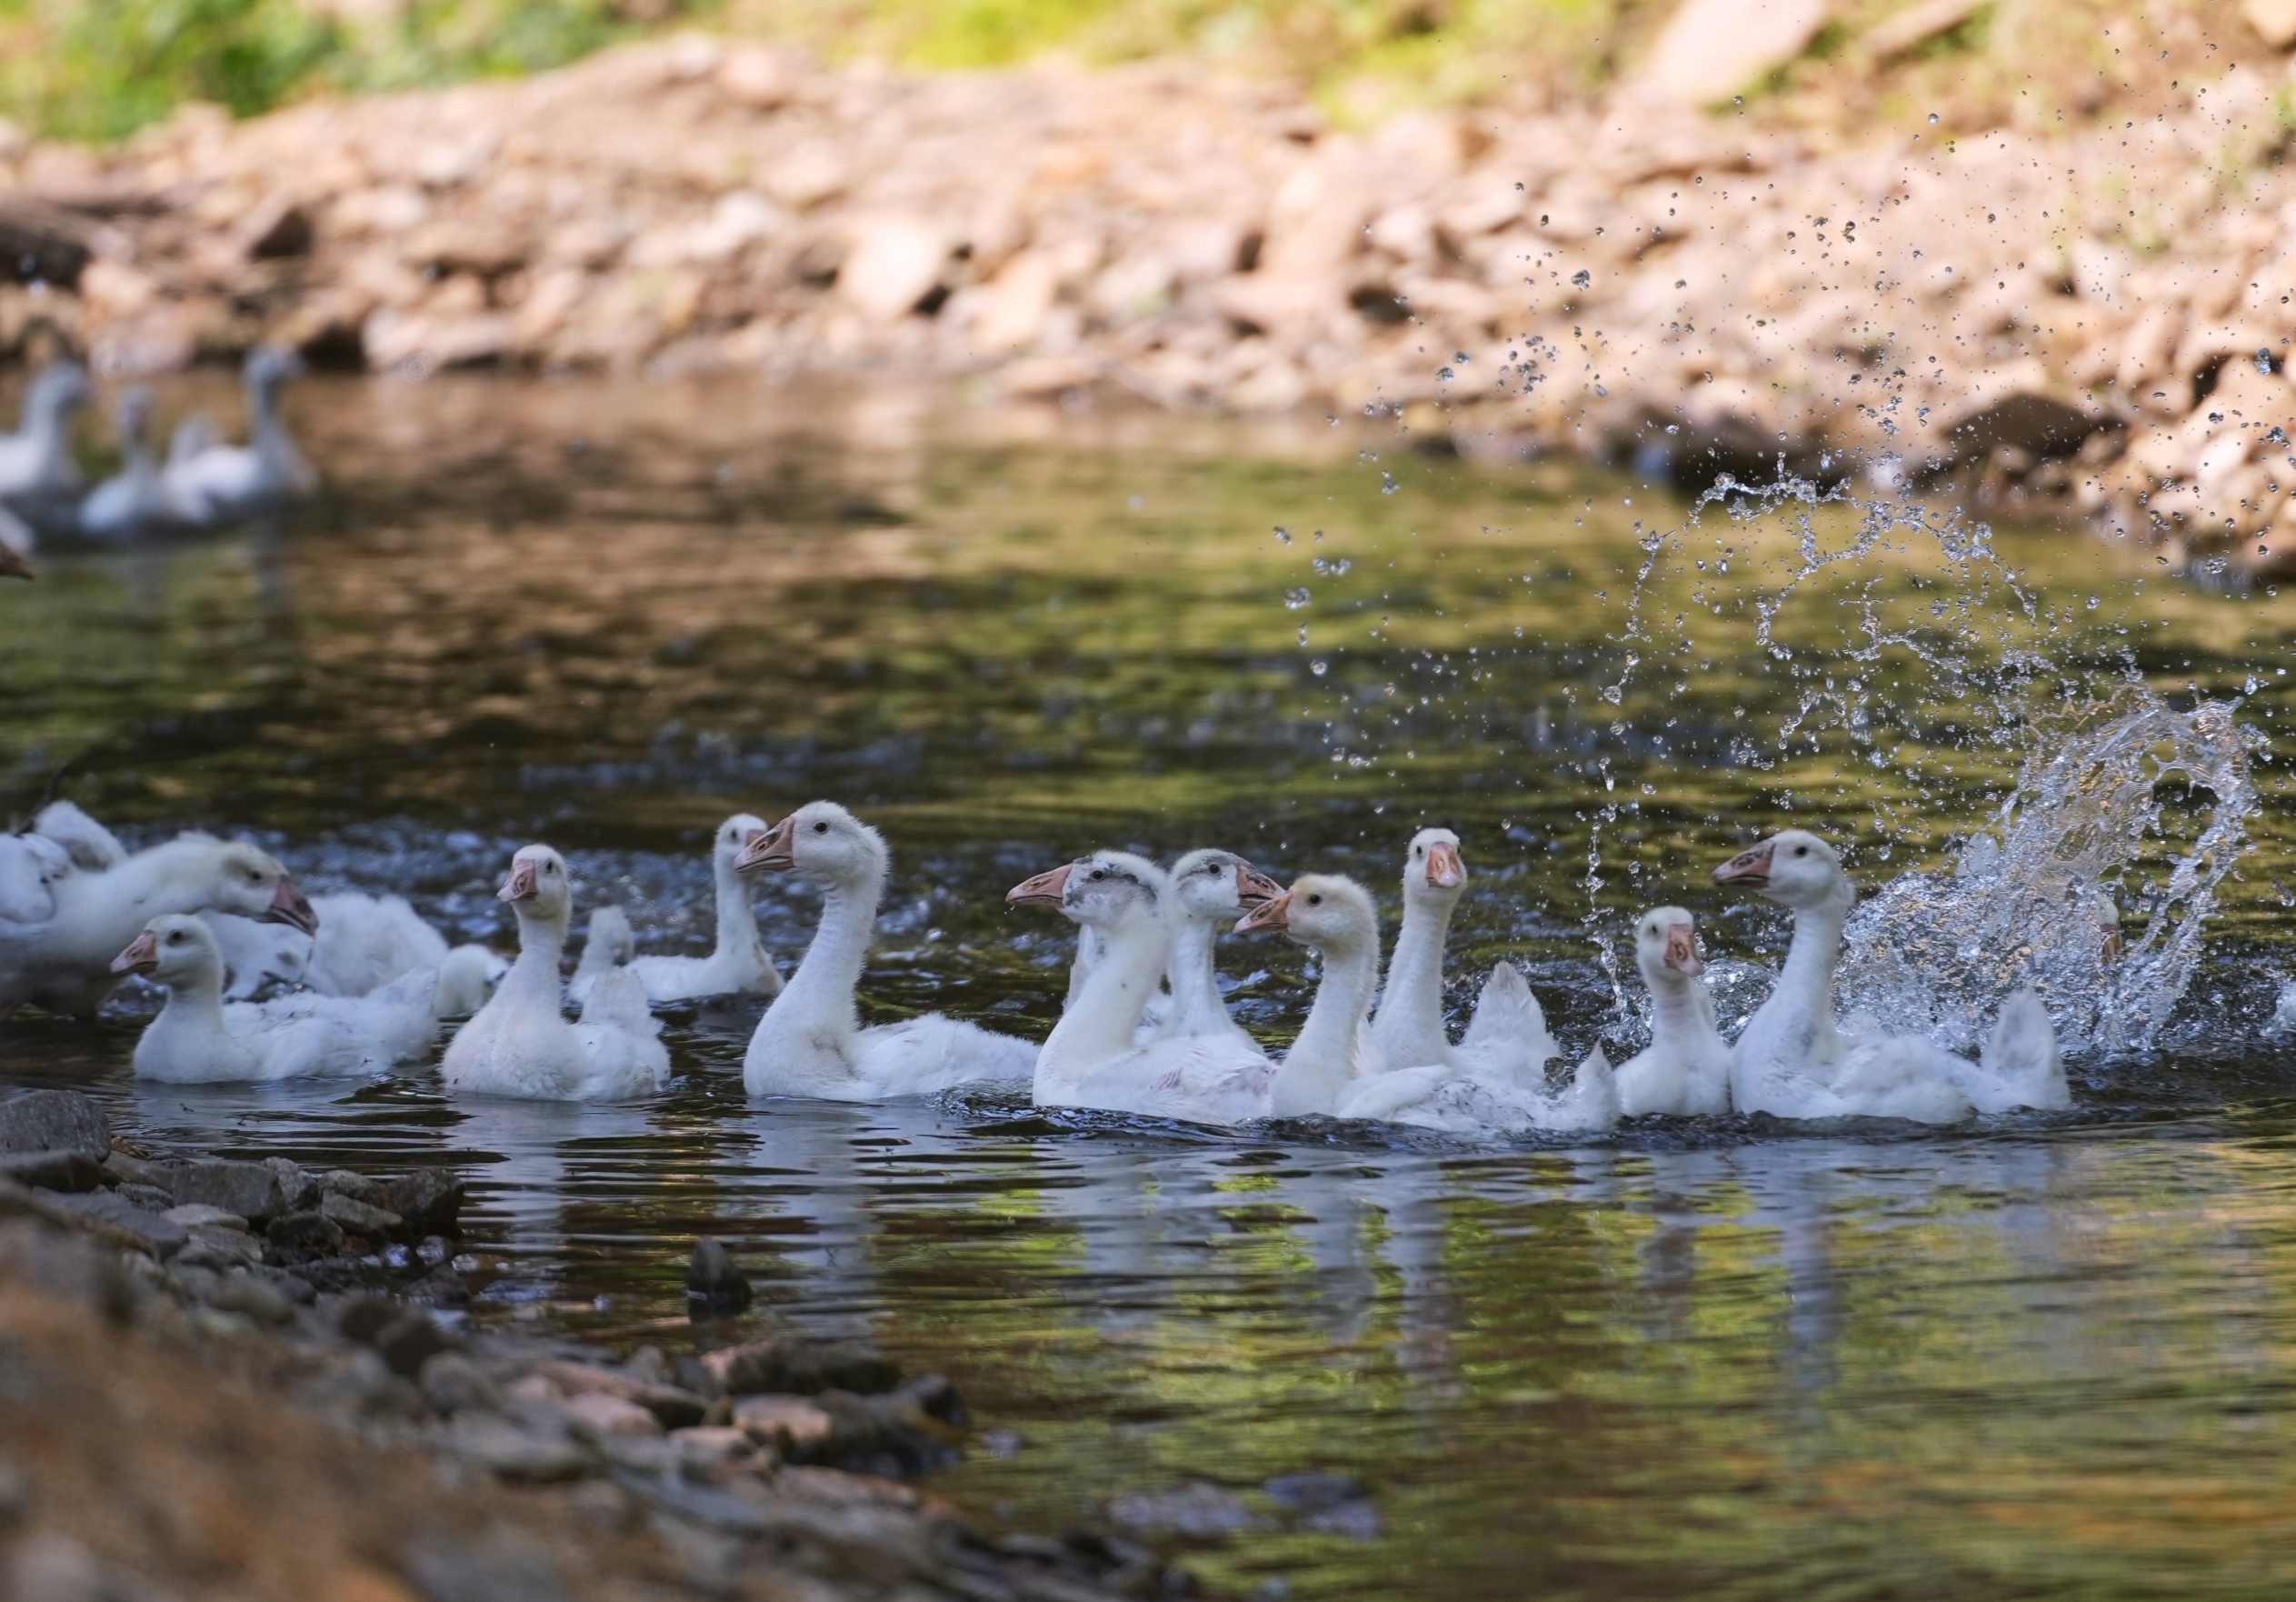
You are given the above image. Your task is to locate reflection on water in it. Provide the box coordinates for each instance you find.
[5,374,2296,1598]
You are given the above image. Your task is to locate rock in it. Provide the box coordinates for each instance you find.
[1638,0,1832,105]
[337,1296,406,1344]
[265,1156,319,1211]
[207,1272,296,1326]
[433,1416,595,1485]
[175,1223,267,1271]
[101,1150,168,1189]
[322,1168,384,1206]
[699,1338,900,1397]
[0,1091,109,1162]
[267,1209,345,1255]
[807,1387,964,1476]
[1942,393,2116,471]
[0,1150,103,1192]
[374,1311,458,1378]
[43,1191,187,1257]
[668,1426,755,1472]
[320,1190,404,1238]
[836,215,948,323]
[1106,1479,1271,1537]
[717,44,794,107]
[732,1396,835,1457]
[164,1203,249,1230]
[2244,0,2296,47]
[686,1236,752,1317]
[559,1391,664,1440]
[421,1352,508,1416]
[530,1361,710,1429]
[380,1168,465,1237]
[1862,0,1987,56]
[8,1533,123,1602]
[0,201,94,290]
[165,1158,285,1224]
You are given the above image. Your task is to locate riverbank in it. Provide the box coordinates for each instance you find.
[2,33,2294,571]
[0,1089,1186,1602]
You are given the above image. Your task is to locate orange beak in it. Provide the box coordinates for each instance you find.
[1425,840,1464,889]
[498,859,538,902]
[110,930,160,976]
[1005,863,1073,908]
[0,546,31,581]
[264,877,319,936]
[1663,922,1704,976]
[1713,841,1774,888]
[734,819,795,873]
[1235,862,1284,906]
[1235,890,1293,935]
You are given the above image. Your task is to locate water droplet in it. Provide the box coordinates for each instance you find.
[1273,526,1293,544]
[1310,659,1329,676]
[1283,587,1312,609]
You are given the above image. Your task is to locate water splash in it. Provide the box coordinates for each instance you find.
[1837,687,2262,1058]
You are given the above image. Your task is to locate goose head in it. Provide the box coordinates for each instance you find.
[1632,906,1704,986]
[497,844,574,922]
[1712,828,1851,913]
[735,801,889,889]
[205,841,318,934]
[1235,873,1379,959]
[111,914,225,990]
[715,813,773,876]
[1007,851,1167,933]
[25,362,93,424]
[114,388,154,451]
[1168,848,1283,927]
[1401,827,1466,905]
[245,345,306,395]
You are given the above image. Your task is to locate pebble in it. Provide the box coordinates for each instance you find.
[685,1235,753,1318]
[267,1210,346,1255]
[420,1352,508,1417]
[164,1158,285,1225]
[0,1091,110,1162]
[318,1191,404,1237]
[434,1416,594,1484]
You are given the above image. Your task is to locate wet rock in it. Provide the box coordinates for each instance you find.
[380,1169,465,1237]
[319,1190,404,1238]
[560,1391,664,1440]
[163,1203,249,1230]
[422,1351,508,1416]
[375,1313,457,1378]
[207,1271,297,1326]
[165,1158,285,1224]
[699,1337,900,1397]
[667,1425,755,1473]
[321,1169,384,1206]
[434,1416,595,1484]
[402,1533,575,1602]
[686,1234,752,1317]
[0,1091,109,1162]
[42,1190,186,1258]
[1106,1479,1271,1538]
[1265,1471,1383,1538]
[265,1156,319,1211]
[732,1395,834,1457]
[175,1222,267,1271]
[0,1448,27,1528]
[267,1209,345,1255]
[530,1360,709,1428]
[336,1296,405,1344]
[7,1533,123,1602]
[100,1150,168,1190]
[0,1150,104,1192]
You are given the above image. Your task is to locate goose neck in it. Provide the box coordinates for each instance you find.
[1164,914,1225,1030]
[1373,890,1455,1060]
[1039,906,1171,1086]
[776,866,883,1024]
[1647,976,1709,1041]
[502,900,570,1003]
[161,971,232,1033]
[1273,937,1378,1116]
[1777,892,1850,1011]
[713,858,761,959]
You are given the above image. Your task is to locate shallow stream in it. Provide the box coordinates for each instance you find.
[5,373,2296,1598]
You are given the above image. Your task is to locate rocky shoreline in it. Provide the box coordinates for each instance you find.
[0,1088,1189,1602]
[2,36,2295,572]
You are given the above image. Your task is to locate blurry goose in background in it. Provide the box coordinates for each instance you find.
[114,914,435,1082]
[564,904,634,1005]
[1367,827,1562,1086]
[444,845,669,1100]
[1715,829,2068,1123]
[0,834,315,1017]
[0,834,74,926]
[79,388,199,538]
[0,362,92,506]
[1613,907,1732,1116]
[740,801,1035,1099]
[163,346,315,521]
[626,814,784,1002]
[0,505,34,578]
[208,890,505,1016]
[1234,875,1388,1117]
[30,802,127,872]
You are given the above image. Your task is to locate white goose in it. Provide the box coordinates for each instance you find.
[1713,829,2068,1123]
[79,389,200,539]
[739,802,1035,1099]
[0,801,125,926]
[0,835,316,1017]
[113,914,436,1083]
[0,504,33,579]
[1234,874,1389,1118]
[1147,848,1284,1045]
[625,814,784,1003]
[163,346,315,522]
[208,891,505,1016]
[1012,852,1275,1125]
[1612,907,1732,1116]
[0,362,92,506]
[564,905,635,1005]
[442,845,670,1100]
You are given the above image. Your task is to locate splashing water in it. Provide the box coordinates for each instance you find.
[1837,687,2262,1058]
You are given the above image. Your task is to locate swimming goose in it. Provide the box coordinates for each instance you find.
[79,389,200,539]
[0,362,92,507]
[1714,829,2068,1122]
[163,346,315,522]
[564,905,635,1005]
[0,504,33,579]
[113,914,436,1082]
[1150,848,1284,1045]
[0,836,315,1017]
[443,845,671,1100]
[1234,875,1388,1117]
[209,891,505,1016]
[1367,828,1562,1083]
[1612,907,1732,1116]
[626,814,784,1003]
[739,802,1035,1099]
[1013,852,1275,1124]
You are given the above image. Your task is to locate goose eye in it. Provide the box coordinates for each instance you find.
[168,933,184,944]
[1307,894,1323,906]
[813,821,829,834]
[1090,869,1105,880]
[1794,846,1808,856]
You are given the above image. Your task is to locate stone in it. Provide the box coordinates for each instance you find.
[2244,0,2296,47]
[1638,0,1832,105]
[321,1169,384,1206]
[320,1191,404,1238]
[421,1352,507,1416]
[1105,1479,1270,1537]
[560,1391,664,1440]
[44,1190,186,1257]
[265,1157,319,1210]
[101,1150,168,1189]
[432,1417,595,1485]
[686,1236,752,1317]
[732,1395,834,1457]
[668,1426,755,1472]
[836,215,948,324]
[165,1203,249,1230]
[0,1150,103,1192]
[175,1223,267,1271]
[165,1159,285,1224]
[207,1272,296,1326]
[268,1210,346,1255]
[374,1312,458,1379]
[530,1362,710,1429]
[337,1296,405,1344]
[700,1338,900,1397]
[379,1169,465,1237]
[0,1091,109,1161]
[1862,0,1986,55]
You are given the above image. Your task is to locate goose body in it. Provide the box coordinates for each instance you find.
[564,905,634,1006]
[114,914,437,1083]
[0,803,130,928]
[1239,875,1390,1118]
[0,835,315,1017]
[0,363,92,507]
[443,845,670,1100]
[1714,829,2068,1123]
[625,814,784,1003]
[79,389,202,539]
[1613,907,1733,1117]
[208,891,504,1016]
[740,802,1034,1099]
[162,347,314,522]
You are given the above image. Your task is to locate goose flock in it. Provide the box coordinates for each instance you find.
[0,350,314,567]
[0,794,2071,1131]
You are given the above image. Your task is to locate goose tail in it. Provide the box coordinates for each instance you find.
[1461,962,1559,1073]
[1552,1044,1621,1132]
[1980,988,2069,1111]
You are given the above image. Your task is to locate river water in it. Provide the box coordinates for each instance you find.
[4,372,2295,1598]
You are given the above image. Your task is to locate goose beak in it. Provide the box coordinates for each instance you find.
[735,819,795,873]
[1235,891,1293,935]
[1005,863,1072,908]
[1713,841,1774,888]
[1235,862,1284,906]
[1663,922,1704,976]
[0,546,31,581]
[497,860,539,903]
[1425,841,1464,889]
[110,930,160,976]
[264,878,319,936]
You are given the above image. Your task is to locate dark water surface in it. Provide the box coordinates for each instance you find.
[5,373,2296,1598]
